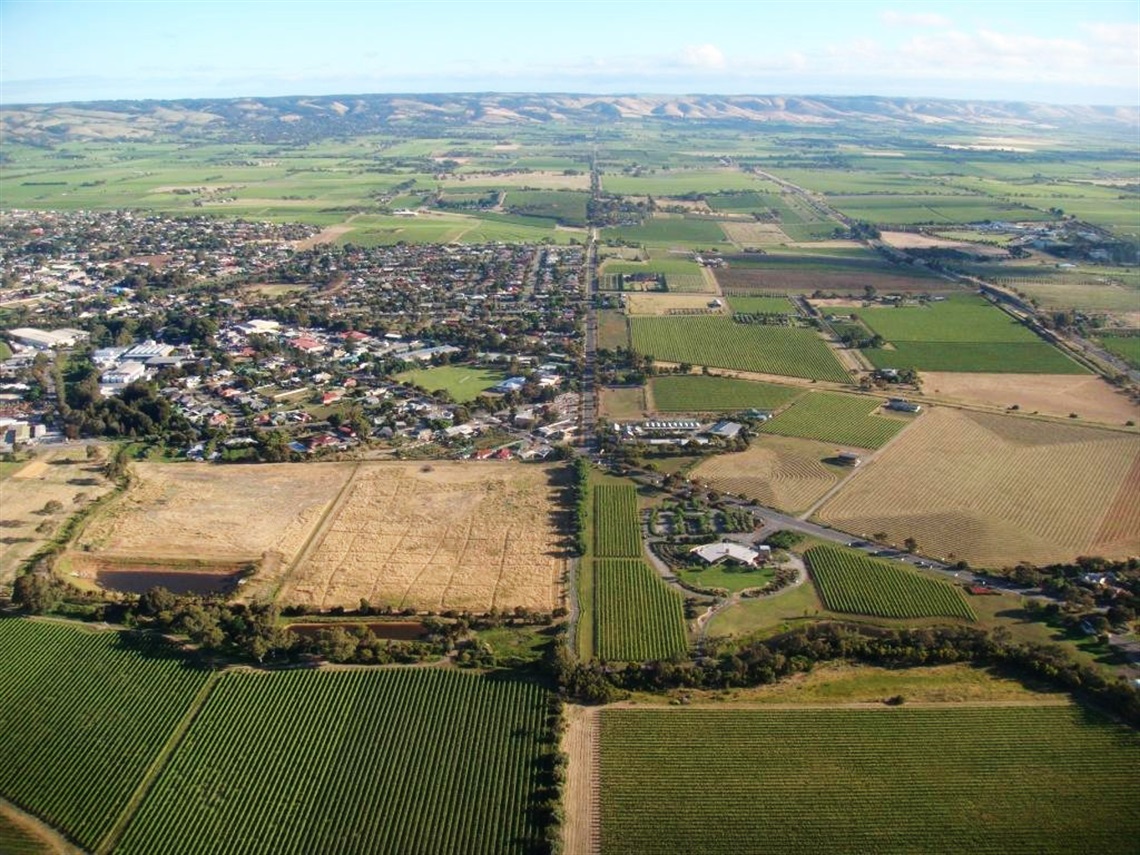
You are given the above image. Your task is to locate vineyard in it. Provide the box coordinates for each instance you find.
[805,545,976,621]
[117,668,548,855]
[594,559,688,661]
[594,485,642,558]
[757,392,911,449]
[649,375,802,413]
[726,296,796,315]
[0,619,211,851]
[815,407,1140,566]
[630,316,850,382]
[598,705,1140,854]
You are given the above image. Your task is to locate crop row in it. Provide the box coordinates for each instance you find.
[598,706,1140,854]
[630,316,850,382]
[758,391,909,449]
[594,559,688,661]
[0,620,210,851]
[116,668,548,855]
[650,375,802,413]
[805,545,975,620]
[594,484,642,558]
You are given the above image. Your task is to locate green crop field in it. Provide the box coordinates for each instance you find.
[630,317,850,382]
[594,559,688,661]
[866,341,1087,373]
[116,668,547,855]
[650,375,802,413]
[599,705,1140,854]
[393,364,506,402]
[0,620,211,851]
[757,392,909,449]
[606,216,728,247]
[594,485,642,558]
[726,295,795,314]
[805,545,976,620]
[859,296,1088,374]
[1097,332,1140,369]
[503,189,590,226]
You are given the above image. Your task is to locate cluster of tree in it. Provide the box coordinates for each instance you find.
[763,530,804,550]
[552,623,1140,726]
[59,359,195,443]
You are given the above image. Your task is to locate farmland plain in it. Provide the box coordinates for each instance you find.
[756,391,912,449]
[648,375,802,413]
[598,705,1140,854]
[815,407,1140,566]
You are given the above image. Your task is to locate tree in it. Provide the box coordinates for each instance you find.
[903,537,918,553]
[13,573,62,614]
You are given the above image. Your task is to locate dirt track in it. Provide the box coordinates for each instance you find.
[562,705,600,855]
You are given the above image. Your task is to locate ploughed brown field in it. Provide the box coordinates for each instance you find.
[815,407,1140,567]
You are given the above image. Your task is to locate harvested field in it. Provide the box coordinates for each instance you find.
[720,221,789,245]
[0,448,114,587]
[922,372,1140,426]
[881,231,1007,257]
[75,462,347,598]
[693,436,849,514]
[624,293,725,315]
[599,385,647,419]
[815,407,1140,566]
[281,462,565,613]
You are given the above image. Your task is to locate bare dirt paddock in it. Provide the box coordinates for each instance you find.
[280,462,567,613]
[922,372,1140,426]
[73,461,568,613]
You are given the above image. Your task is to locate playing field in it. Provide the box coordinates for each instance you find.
[815,407,1140,566]
[597,705,1140,854]
[692,435,849,514]
[393,364,506,402]
[630,316,850,382]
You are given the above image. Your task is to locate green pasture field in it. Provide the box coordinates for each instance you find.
[593,559,688,661]
[866,340,1087,373]
[599,705,1140,854]
[757,392,910,449]
[393,365,506,402]
[597,310,631,350]
[805,545,976,621]
[830,194,1050,225]
[116,668,548,855]
[0,620,211,852]
[503,189,590,226]
[858,295,1088,373]
[603,257,702,276]
[1097,332,1140,369]
[859,295,1041,343]
[630,316,850,382]
[726,295,795,314]
[649,375,803,413]
[606,216,728,247]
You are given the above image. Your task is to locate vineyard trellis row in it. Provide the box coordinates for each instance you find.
[594,485,642,558]
[805,545,976,620]
[593,559,688,661]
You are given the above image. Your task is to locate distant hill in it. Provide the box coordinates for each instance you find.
[2,93,1137,145]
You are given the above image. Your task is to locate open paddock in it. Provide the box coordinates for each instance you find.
[922,372,1140,426]
[0,448,115,587]
[715,264,952,296]
[281,462,566,613]
[815,407,1140,567]
[623,293,726,316]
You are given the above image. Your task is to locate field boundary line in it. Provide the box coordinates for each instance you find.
[562,705,601,855]
[271,461,362,602]
[798,410,921,522]
[95,671,221,855]
[602,698,1075,711]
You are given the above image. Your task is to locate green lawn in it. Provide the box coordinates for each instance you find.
[393,365,506,402]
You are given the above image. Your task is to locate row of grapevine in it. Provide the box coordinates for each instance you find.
[594,484,642,558]
[116,668,548,855]
[594,559,687,661]
[0,619,211,851]
[805,545,975,620]
[629,316,850,383]
[598,705,1140,854]
[758,391,909,449]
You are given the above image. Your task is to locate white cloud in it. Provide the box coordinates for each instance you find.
[880,10,953,28]
[680,44,726,71]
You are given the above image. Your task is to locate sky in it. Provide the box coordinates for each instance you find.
[1,0,1138,106]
